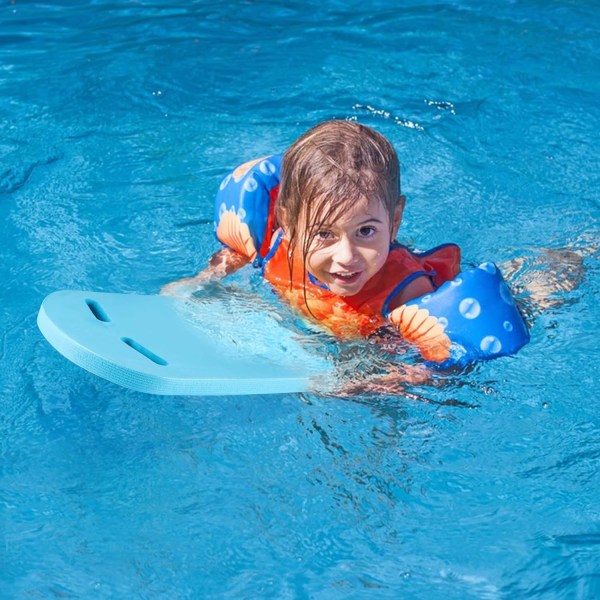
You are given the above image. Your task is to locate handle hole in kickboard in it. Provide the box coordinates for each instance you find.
[86,299,110,322]
[121,337,168,366]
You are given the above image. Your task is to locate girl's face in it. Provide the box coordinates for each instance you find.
[301,196,403,297]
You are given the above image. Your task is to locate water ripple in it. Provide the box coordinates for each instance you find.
[1,1,599,598]
[0,147,63,194]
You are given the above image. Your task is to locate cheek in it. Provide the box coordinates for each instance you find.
[370,245,390,270]
[306,248,327,272]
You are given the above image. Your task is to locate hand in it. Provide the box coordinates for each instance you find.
[160,277,197,298]
[161,249,250,297]
[331,363,431,397]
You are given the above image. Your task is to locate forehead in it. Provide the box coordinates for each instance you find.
[315,194,389,225]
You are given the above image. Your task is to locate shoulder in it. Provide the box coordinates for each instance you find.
[380,243,461,314]
[389,274,435,309]
[214,155,283,259]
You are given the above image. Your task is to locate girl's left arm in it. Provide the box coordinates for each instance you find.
[328,362,432,397]
[386,274,435,312]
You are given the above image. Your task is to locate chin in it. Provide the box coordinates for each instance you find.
[330,282,366,297]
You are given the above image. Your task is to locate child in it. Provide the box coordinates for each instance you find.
[163,120,528,379]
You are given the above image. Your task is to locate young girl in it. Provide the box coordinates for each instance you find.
[163,120,529,377]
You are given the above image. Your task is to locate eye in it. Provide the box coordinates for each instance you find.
[315,229,334,240]
[358,225,377,238]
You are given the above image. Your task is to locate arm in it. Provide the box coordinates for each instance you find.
[162,155,281,297]
[160,247,249,297]
[387,274,435,312]
[336,278,436,396]
[386,274,452,363]
[500,248,587,315]
[325,362,432,397]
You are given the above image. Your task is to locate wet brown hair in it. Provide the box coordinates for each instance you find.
[276,120,401,273]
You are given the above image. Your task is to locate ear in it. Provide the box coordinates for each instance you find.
[391,195,405,237]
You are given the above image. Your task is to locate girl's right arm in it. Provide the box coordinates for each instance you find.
[162,155,282,297]
[160,247,249,297]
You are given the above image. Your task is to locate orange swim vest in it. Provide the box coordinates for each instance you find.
[261,229,461,339]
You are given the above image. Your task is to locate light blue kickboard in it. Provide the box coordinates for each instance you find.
[37,290,329,396]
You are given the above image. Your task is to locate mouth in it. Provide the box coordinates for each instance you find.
[330,271,361,284]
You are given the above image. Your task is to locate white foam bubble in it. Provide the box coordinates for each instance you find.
[459,297,481,319]
[438,316,448,328]
[503,320,513,332]
[259,160,276,175]
[450,277,463,287]
[480,335,502,354]
[243,177,258,192]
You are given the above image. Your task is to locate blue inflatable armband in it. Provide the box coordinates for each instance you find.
[406,262,530,368]
[214,154,282,259]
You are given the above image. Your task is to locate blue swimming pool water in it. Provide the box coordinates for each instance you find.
[1,1,599,598]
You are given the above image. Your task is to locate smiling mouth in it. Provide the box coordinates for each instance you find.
[331,271,361,283]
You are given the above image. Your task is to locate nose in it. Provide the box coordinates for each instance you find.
[332,235,358,265]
